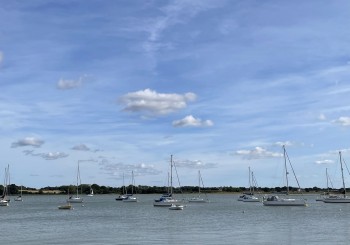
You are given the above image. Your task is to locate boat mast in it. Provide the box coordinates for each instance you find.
[283,145,289,194]
[251,171,255,193]
[248,166,252,194]
[76,162,80,198]
[326,168,329,194]
[339,151,346,198]
[170,155,173,195]
[131,171,134,195]
[198,170,201,195]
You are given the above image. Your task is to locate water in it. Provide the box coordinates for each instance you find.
[1,194,350,244]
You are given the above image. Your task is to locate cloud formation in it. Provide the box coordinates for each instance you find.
[333,117,350,126]
[23,150,69,160]
[236,147,283,159]
[120,89,196,115]
[98,158,162,177]
[315,159,334,165]
[11,137,44,148]
[72,144,90,151]
[174,159,217,169]
[172,115,213,127]
[57,77,83,90]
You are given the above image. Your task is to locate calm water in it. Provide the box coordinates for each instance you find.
[1,194,350,244]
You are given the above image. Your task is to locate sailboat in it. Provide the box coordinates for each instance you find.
[123,171,138,202]
[242,167,260,202]
[316,168,333,201]
[67,161,83,203]
[0,165,10,206]
[115,173,128,201]
[14,185,23,201]
[189,170,209,203]
[323,151,350,203]
[87,185,94,197]
[154,155,183,207]
[263,145,307,206]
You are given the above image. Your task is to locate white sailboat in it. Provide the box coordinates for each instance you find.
[0,165,10,206]
[263,145,307,207]
[189,170,209,203]
[116,173,128,201]
[87,185,94,197]
[242,167,260,202]
[316,168,333,201]
[154,155,183,207]
[123,171,138,202]
[323,151,350,203]
[14,185,23,201]
[67,162,83,203]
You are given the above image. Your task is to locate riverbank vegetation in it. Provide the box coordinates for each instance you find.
[0,184,344,195]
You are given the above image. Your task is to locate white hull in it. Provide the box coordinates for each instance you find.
[263,198,306,206]
[123,196,138,202]
[243,198,260,203]
[323,196,350,203]
[154,199,182,207]
[14,197,23,202]
[0,200,9,206]
[116,195,127,201]
[169,204,184,210]
[67,197,83,203]
[188,198,207,203]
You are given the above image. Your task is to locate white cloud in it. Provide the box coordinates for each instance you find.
[315,159,334,165]
[318,113,326,121]
[11,137,44,148]
[174,159,217,169]
[57,77,83,90]
[120,89,196,115]
[98,158,162,177]
[23,150,68,160]
[172,115,213,127]
[333,117,350,126]
[236,147,283,159]
[0,51,3,64]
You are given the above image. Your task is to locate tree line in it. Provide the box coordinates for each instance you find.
[0,184,345,195]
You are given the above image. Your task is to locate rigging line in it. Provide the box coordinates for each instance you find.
[342,159,350,176]
[172,159,184,196]
[199,171,209,200]
[284,149,302,190]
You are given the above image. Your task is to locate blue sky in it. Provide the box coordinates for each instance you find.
[1,0,350,189]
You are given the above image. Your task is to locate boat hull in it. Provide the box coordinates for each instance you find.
[263,199,306,206]
[0,200,9,206]
[67,197,83,203]
[323,197,350,203]
[169,204,184,210]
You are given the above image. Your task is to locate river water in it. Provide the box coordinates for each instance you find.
[1,194,350,244]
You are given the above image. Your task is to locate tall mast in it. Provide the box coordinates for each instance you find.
[339,151,346,198]
[131,171,134,195]
[198,170,201,195]
[76,161,80,197]
[249,167,252,193]
[326,168,329,194]
[283,145,289,194]
[170,155,173,195]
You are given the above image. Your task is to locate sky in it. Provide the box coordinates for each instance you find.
[1,0,350,189]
